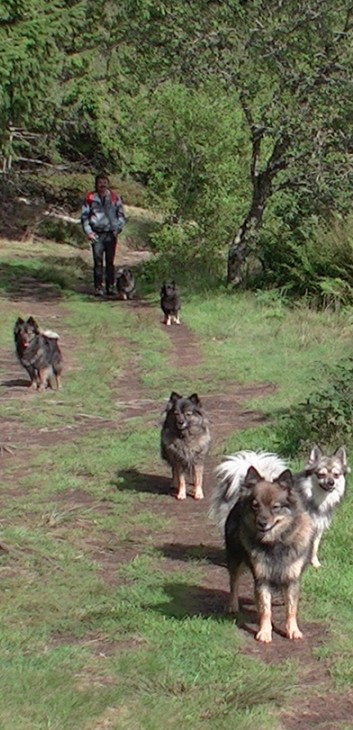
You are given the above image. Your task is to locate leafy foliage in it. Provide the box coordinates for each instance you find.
[275,359,353,456]
[0,0,85,154]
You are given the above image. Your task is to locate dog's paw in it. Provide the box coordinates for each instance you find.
[176,491,186,500]
[255,628,272,643]
[193,490,204,500]
[286,624,303,640]
[311,556,321,568]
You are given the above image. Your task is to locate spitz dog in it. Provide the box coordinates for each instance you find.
[116,266,135,300]
[295,444,349,567]
[225,465,314,642]
[160,281,181,325]
[14,316,63,391]
[210,450,288,532]
[210,446,349,569]
[160,391,211,499]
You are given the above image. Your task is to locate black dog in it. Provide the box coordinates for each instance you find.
[160,281,181,325]
[116,267,135,300]
[14,316,63,391]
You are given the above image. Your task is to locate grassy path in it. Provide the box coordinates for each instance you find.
[0,270,353,728]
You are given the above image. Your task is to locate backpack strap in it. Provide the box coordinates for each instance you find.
[86,191,118,205]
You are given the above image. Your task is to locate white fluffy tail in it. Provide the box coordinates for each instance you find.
[41,329,60,339]
[209,450,288,532]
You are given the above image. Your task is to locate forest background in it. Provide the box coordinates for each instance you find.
[2,0,353,302]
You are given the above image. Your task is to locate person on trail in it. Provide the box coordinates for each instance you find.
[81,173,126,297]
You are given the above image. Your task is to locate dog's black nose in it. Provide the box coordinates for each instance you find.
[327,478,335,487]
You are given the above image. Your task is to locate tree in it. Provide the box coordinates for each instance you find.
[112,0,353,284]
[0,0,87,165]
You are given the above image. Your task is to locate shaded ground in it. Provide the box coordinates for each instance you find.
[0,264,352,729]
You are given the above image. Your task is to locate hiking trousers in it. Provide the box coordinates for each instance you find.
[91,231,117,292]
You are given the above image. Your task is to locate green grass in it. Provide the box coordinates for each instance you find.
[2,230,353,728]
[182,291,353,411]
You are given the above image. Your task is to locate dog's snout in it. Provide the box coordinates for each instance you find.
[256,516,269,531]
[327,478,335,487]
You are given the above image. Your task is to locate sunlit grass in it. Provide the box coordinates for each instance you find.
[2,227,353,727]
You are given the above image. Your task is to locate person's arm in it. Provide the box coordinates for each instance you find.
[81,199,95,238]
[114,197,126,234]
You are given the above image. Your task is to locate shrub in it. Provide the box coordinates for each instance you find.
[275,359,353,456]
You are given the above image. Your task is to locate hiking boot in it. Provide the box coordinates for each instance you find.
[94,287,105,297]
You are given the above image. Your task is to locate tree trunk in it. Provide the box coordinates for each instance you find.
[227,129,290,286]
[227,173,272,285]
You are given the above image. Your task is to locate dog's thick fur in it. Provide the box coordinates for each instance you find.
[116,266,135,300]
[160,391,211,499]
[225,466,314,642]
[210,450,288,532]
[14,316,63,391]
[295,445,349,567]
[160,281,181,325]
[210,446,349,569]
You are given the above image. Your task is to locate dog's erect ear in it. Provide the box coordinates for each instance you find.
[27,316,39,331]
[244,466,263,488]
[169,391,182,403]
[276,469,293,490]
[188,393,200,407]
[334,446,350,473]
[14,317,25,328]
[308,444,323,467]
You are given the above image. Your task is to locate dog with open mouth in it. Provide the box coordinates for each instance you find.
[14,316,63,391]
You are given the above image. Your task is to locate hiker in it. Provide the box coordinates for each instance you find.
[81,173,126,297]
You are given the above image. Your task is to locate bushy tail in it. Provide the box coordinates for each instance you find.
[41,329,60,339]
[209,450,288,532]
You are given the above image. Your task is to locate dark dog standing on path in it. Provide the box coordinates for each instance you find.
[160,391,211,500]
[160,281,181,325]
[116,266,135,300]
[14,316,63,391]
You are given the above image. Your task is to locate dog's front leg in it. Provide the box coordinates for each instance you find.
[173,467,186,500]
[255,582,272,643]
[193,464,204,500]
[284,581,303,640]
[310,529,323,568]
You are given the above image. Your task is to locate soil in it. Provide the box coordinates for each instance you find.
[1,252,352,729]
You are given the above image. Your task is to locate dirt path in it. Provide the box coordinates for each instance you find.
[1,283,352,729]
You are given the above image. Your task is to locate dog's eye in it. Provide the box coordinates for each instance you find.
[185,411,193,417]
[332,471,340,479]
[272,503,283,511]
[317,472,327,479]
[252,499,258,509]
